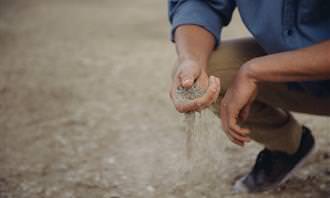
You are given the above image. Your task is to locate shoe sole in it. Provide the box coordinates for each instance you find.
[233,143,316,193]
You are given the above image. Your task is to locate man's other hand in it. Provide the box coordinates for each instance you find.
[220,66,257,146]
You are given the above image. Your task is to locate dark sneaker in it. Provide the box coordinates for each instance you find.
[233,126,315,193]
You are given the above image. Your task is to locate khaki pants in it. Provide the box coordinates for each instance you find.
[208,38,330,154]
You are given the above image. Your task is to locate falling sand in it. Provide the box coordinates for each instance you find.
[175,85,224,192]
[176,85,205,159]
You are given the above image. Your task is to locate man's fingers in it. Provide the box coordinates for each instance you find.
[170,77,182,105]
[175,100,199,113]
[228,129,250,143]
[216,76,221,96]
[195,76,220,107]
[228,116,250,136]
[220,103,233,143]
[224,132,244,146]
[221,110,244,146]
[227,110,250,143]
[210,76,221,103]
[220,100,250,145]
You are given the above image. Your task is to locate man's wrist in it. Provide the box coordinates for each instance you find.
[239,59,259,83]
[178,57,208,71]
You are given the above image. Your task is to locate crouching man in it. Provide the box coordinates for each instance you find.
[168,0,330,192]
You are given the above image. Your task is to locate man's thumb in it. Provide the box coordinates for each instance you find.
[181,78,194,88]
[180,71,195,88]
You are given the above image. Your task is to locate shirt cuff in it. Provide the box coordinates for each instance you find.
[170,0,222,47]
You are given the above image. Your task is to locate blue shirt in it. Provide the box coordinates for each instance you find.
[168,0,330,97]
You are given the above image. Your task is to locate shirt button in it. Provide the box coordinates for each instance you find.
[285,29,293,36]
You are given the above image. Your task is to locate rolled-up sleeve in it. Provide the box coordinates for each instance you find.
[168,0,235,47]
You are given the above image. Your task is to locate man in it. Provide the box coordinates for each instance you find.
[168,0,330,193]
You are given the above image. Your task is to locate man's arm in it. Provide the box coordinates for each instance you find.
[168,0,236,112]
[168,0,236,47]
[243,40,330,82]
[168,0,251,145]
[220,40,330,146]
[170,25,220,113]
[175,25,214,72]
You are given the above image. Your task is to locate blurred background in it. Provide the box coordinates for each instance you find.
[0,0,329,198]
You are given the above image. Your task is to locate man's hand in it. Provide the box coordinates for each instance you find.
[220,66,257,146]
[170,25,219,112]
[169,59,220,113]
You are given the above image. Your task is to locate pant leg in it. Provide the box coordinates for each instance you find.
[207,38,303,154]
[257,82,330,116]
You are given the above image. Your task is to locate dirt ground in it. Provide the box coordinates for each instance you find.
[0,1,329,198]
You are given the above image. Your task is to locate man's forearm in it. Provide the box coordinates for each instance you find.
[244,40,330,82]
[170,25,221,112]
[175,25,215,69]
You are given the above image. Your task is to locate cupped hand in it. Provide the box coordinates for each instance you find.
[169,60,221,113]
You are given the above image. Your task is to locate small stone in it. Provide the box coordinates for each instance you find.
[325,169,330,176]
[320,184,327,190]
[322,152,330,159]
[106,157,116,164]
[63,191,74,198]
[104,192,120,198]
[146,185,155,192]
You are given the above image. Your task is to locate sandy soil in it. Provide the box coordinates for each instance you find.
[0,0,329,198]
